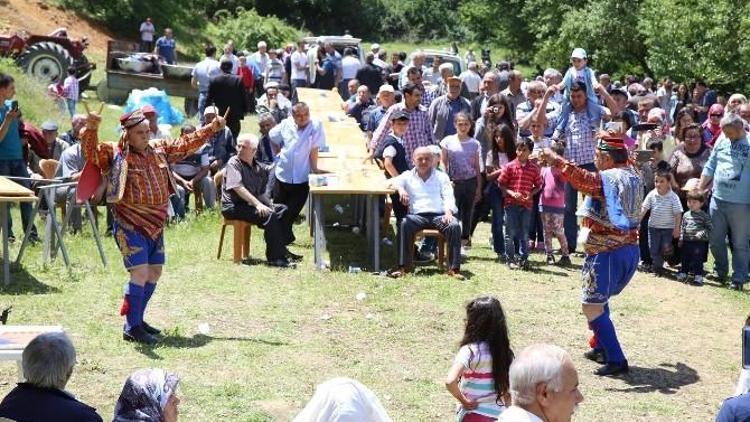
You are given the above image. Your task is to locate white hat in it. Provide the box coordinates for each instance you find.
[571,48,587,59]
[203,106,219,116]
[371,43,380,52]
[438,62,453,72]
[378,84,394,94]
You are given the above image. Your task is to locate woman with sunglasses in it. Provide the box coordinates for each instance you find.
[702,103,725,146]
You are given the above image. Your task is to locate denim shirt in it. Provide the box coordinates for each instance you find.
[703,134,750,204]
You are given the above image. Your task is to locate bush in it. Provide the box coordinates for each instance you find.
[207,8,302,52]
[0,59,59,127]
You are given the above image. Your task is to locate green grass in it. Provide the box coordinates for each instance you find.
[0,209,746,421]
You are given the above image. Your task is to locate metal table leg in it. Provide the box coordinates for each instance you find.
[16,199,40,265]
[44,189,70,266]
[312,194,326,270]
[85,202,107,267]
[366,194,380,272]
[1,203,8,285]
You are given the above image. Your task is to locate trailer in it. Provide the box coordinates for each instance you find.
[96,40,198,115]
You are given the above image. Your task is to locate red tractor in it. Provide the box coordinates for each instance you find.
[0,29,95,91]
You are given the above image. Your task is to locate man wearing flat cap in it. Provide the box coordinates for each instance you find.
[80,105,226,345]
[540,136,643,377]
[29,120,68,178]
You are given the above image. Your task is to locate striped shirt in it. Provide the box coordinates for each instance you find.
[681,209,711,241]
[455,342,505,418]
[498,158,542,209]
[63,75,79,100]
[642,189,683,229]
[371,103,435,166]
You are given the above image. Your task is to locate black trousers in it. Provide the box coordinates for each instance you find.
[221,202,288,261]
[273,181,309,245]
[399,213,462,270]
[453,178,477,240]
[227,119,241,143]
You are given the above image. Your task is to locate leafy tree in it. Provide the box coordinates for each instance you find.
[207,8,301,52]
[639,0,750,92]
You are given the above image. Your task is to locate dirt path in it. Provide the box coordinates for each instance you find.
[0,0,112,55]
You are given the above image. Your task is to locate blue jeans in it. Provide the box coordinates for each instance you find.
[197,91,208,123]
[709,197,750,283]
[648,227,674,270]
[66,98,76,118]
[505,205,531,260]
[564,162,597,253]
[0,159,35,238]
[487,182,505,255]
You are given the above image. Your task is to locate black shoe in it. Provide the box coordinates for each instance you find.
[594,361,629,377]
[268,259,295,268]
[583,349,606,364]
[546,254,556,265]
[27,234,40,245]
[123,325,158,345]
[519,259,530,271]
[731,282,744,291]
[286,251,304,262]
[414,250,434,264]
[557,256,572,267]
[142,321,162,335]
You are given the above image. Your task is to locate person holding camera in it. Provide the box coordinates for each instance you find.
[0,73,38,243]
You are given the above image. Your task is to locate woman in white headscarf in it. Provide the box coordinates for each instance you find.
[293,378,391,422]
[113,369,180,422]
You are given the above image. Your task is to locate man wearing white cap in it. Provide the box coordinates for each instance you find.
[366,84,396,134]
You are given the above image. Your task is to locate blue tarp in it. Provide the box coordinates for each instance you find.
[123,88,184,125]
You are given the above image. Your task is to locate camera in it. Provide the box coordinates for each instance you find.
[10,100,18,112]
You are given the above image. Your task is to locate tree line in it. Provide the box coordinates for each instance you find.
[62,0,750,93]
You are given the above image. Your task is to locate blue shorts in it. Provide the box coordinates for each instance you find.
[581,245,639,304]
[113,221,165,269]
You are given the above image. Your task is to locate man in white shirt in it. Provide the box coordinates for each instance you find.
[459,61,482,101]
[191,45,221,121]
[139,18,155,52]
[499,344,584,422]
[290,40,308,91]
[250,41,269,97]
[339,47,361,101]
[388,146,463,279]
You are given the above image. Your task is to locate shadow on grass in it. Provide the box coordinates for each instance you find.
[134,333,288,359]
[414,267,476,280]
[606,362,700,394]
[0,266,60,295]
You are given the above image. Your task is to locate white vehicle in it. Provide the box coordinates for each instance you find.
[408,49,465,76]
[304,35,364,86]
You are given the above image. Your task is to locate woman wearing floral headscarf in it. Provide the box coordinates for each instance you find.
[113,369,180,422]
[702,103,725,146]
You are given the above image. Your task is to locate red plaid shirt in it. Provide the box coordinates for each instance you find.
[498,158,542,208]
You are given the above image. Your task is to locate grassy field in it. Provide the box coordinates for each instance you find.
[0,209,746,421]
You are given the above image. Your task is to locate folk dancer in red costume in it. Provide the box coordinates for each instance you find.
[81,105,226,345]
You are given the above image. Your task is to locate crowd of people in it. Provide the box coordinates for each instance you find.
[3,20,750,419]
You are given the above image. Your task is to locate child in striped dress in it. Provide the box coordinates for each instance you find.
[446,296,514,421]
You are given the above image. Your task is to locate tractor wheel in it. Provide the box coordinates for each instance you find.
[16,42,74,84]
[74,55,92,92]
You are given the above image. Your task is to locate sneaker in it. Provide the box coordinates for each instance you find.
[638,263,653,273]
[594,361,629,377]
[460,246,469,259]
[676,272,688,282]
[519,259,530,271]
[557,256,572,267]
[692,275,704,286]
[123,325,158,345]
[583,349,606,364]
[546,254,556,265]
[142,321,162,335]
[286,251,304,262]
[506,257,518,270]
